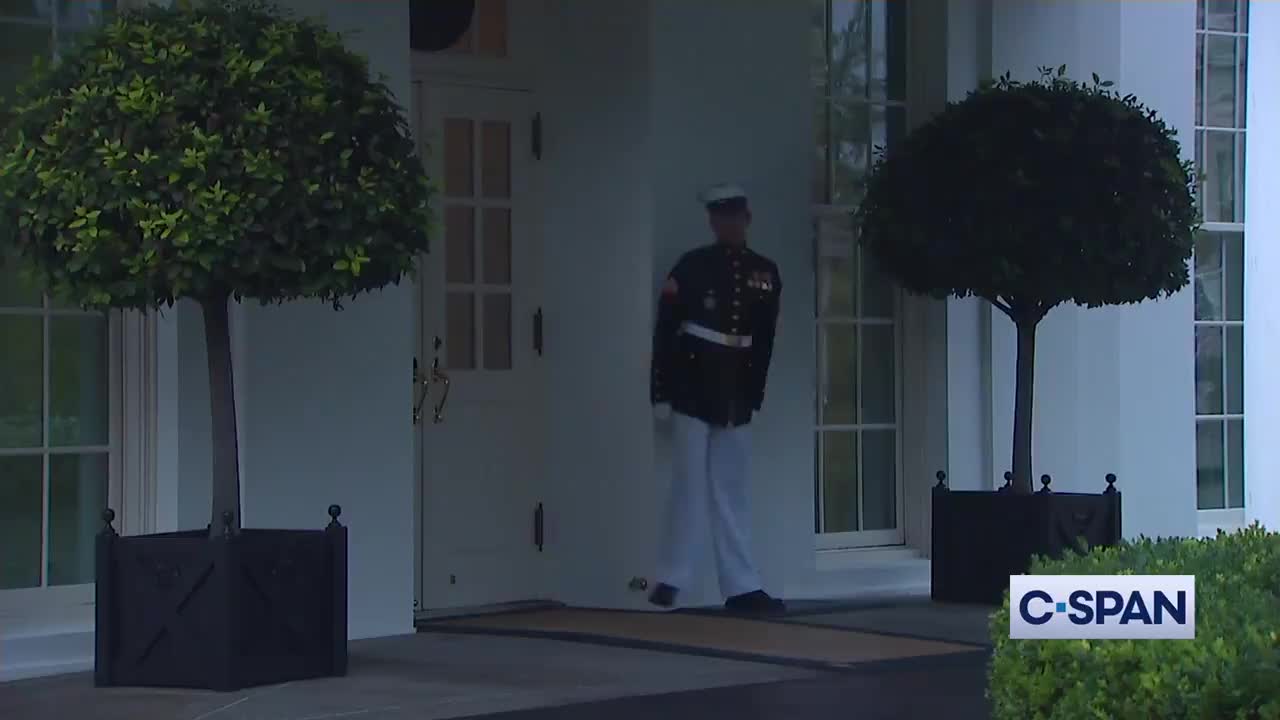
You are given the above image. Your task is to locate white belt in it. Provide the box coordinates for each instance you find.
[680,322,752,349]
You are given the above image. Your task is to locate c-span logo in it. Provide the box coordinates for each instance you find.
[1009,575,1195,640]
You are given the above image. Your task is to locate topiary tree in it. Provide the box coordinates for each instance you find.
[0,0,433,535]
[856,66,1198,494]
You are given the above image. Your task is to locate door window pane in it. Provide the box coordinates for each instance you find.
[47,452,108,586]
[859,247,895,319]
[482,293,511,371]
[817,249,854,318]
[443,118,474,197]
[1223,231,1243,321]
[1194,232,1222,321]
[0,455,43,589]
[1205,34,1240,128]
[1227,419,1244,509]
[1203,130,1238,223]
[819,324,856,424]
[820,431,857,533]
[861,429,896,530]
[480,120,510,199]
[0,251,42,307]
[0,315,43,448]
[1226,326,1243,415]
[49,315,110,447]
[1195,326,1223,416]
[445,292,476,370]
[1196,420,1225,510]
[475,0,509,58]
[482,208,512,285]
[861,325,895,424]
[445,205,476,284]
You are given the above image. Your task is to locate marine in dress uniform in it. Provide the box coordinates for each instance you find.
[648,183,785,615]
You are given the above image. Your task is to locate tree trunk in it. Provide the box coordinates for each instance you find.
[202,295,242,537]
[1010,319,1037,494]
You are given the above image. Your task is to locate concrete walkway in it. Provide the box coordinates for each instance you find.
[0,602,996,720]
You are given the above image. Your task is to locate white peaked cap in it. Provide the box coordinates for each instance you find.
[698,183,748,206]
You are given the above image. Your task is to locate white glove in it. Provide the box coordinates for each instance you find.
[653,403,672,421]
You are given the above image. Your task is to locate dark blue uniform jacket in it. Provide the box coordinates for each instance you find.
[650,243,782,427]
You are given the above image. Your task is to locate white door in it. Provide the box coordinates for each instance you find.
[413,83,545,612]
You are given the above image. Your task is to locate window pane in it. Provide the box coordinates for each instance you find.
[444,205,475,284]
[1196,420,1225,509]
[0,21,53,106]
[1223,231,1243,321]
[482,293,511,371]
[1194,231,1223,321]
[861,429,895,530]
[480,120,511,199]
[1203,130,1237,223]
[821,430,857,533]
[819,323,856,425]
[475,0,508,58]
[816,218,855,317]
[868,0,907,102]
[57,0,114,37]
[443,118,474,198]
[830,100,870,206]
[1227,418,1244,509]
[1195,325,1223,415]
[1237,37,1248,128]
[812,94,830,204]
[1205,0,1240,31]
[1226,325,1243,415]
[47,452,108,586]
[861,324,895,424]
[1205,34,1239,128]
[0,248,41,307]
[0,0,50,18]
[829,1,869,100]
[445,292,475,370]
[860,246,896,319]
[0,315,43,448]
[0,454,42,589]
[482,208,512,285]
[1195,34,1204,126]
[49,315,110,447]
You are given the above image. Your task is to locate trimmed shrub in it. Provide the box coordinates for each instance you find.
[988,525,1280,719]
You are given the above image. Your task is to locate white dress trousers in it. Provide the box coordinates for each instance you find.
[656,411,763,599]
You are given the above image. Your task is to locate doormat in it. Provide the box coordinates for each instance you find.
[421,608,981,671]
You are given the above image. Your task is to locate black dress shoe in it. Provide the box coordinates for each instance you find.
[724,590,786,615]
[649,583,678,608]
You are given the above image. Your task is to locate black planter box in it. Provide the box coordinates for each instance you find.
[931,472,1122,605]
[94,506,348,691]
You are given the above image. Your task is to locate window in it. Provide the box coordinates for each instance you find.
[811,0,907,548]
[1,2,118,592]
[1193,0,1247,513]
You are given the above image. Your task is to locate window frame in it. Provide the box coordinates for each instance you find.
[1193,0,1248,530]
[811,0,910,551]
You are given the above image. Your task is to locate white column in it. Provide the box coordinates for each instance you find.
[1243,2,1280,530]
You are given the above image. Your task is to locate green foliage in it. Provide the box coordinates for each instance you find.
[0,0,433,310]
[856,65,1198,323]
[988,525,1280,720]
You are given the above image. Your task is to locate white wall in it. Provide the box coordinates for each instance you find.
[534,0,657,608]
[647,0,814,605]
[234,0,415,641]
[1244,1,1280,530]
[970,0,1199,539]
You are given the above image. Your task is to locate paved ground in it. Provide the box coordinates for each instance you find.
[0,601,996,720]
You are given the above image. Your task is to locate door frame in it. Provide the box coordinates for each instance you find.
[409,67,545,616]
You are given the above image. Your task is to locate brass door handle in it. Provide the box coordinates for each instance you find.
[412,361,432,425]
[430,359,450,424]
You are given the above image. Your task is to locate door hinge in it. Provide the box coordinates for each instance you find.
[531,112,542,160]
[534,502,544,552]
[533,307,543,356]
